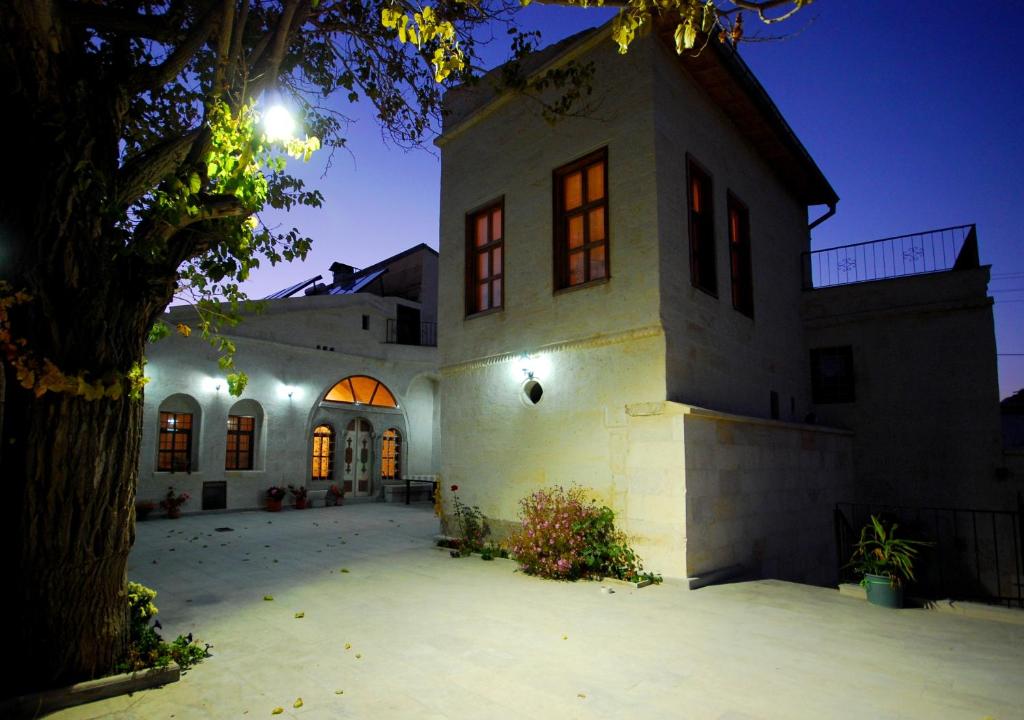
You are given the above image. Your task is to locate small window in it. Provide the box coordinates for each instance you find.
[225,415,255,470]
[728,192,753,317]
[158,412,192,472]
[312,424,335,480]
[687,157,717,296]
[466,199,504,315]
[810,347,855,404]
[362,314,370,330]
[770,390,779,420]
[554,149,608,290]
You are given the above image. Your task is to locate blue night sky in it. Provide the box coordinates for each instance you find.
[249,3,1024,399]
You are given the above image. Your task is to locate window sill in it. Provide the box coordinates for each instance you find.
[554,277,610,296]
[692,284,718,300]
[465,307,503,320]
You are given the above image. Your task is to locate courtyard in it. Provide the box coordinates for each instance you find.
[55,503,1023,719]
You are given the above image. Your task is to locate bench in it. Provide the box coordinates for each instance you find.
[383,476,437,504]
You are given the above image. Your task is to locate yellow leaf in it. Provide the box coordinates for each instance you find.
[335,690,344,695]
[176,322,192,337]
[293,698,303,708]
[344,643,351,650]
[271,708,283,715]
[294,611,305,618]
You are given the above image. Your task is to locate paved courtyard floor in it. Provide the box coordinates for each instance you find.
[54,503,1023,719]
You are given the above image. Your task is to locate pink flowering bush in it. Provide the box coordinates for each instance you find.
[508,486,649,581]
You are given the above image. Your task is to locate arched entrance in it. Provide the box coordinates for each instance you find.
[342,417,374,496]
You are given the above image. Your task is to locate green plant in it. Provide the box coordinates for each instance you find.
[159,487,190,512]
[116,581,211,674]
[266,486,287,502]
[450,487,488,554]
[508,486,650,582]
[847,515,931,588]
[288,484,308,500]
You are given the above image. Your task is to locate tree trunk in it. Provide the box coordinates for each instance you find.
[3,355,142,695]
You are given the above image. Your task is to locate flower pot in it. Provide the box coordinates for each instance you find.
[166,507,181,519]
[294,498,308,510]
[863,573,903,608]
[266,498,283,512]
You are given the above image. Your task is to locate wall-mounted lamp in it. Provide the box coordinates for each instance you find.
[202,376,224,394]
[513,353,550,383]
[277,383,301,401]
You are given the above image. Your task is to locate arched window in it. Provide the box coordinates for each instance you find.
[324,375,398,408]
[226,399,263,471]
[381,428,401,481]
[157,394,201,472]
[311,424,335,480]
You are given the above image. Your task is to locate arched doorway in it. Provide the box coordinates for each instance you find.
[381,428,401,481]
[342,418,374,496]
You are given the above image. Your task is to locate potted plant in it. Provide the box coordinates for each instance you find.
[848,514,930,608]
[135,500,157,521]
[326,483,345,507]
[159,487,190,519]
[289,484,309,510]
[266,486,286,512]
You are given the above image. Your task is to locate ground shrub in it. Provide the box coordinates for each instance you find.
[115,581,211,674]
[508,486,653,582]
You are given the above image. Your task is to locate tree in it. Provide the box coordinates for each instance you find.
[0,0,809,694]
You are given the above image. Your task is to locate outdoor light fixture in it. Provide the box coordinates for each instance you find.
[263,104,296,142]
[513,352,551,382]
[277,383,302,400]
[202,376,224,394]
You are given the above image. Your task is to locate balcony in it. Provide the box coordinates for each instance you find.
[385,318,437,347]
[802,224,978,290]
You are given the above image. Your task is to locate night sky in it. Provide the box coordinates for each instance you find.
[249,3,1023,399]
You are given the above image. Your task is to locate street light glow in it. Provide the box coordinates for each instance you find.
[264,104,296,142]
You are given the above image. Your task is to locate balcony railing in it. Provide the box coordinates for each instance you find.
[385,319,437,347]
[802,224,977,289]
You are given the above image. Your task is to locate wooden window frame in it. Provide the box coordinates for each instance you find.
[810,346,856,404]
[727,191,754,318]
[687,155,718,297]
[465,197,505,316]
[311,424,336,481]
[157,411,192,473]
[225,414,255,471]
[553,148,610,291]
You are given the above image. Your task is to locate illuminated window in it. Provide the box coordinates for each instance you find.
[324,375,398,407]
[381,428,401,481]
[728,192,753,317]
[554,148,608,289]
[688,156,717,296]
[466,199,504,315]
[225,415,255,470]
[158,412,192,472]
[311,424,335,480]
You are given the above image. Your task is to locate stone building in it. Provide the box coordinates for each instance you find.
[435,23,1005,584]
[137,244,440,511]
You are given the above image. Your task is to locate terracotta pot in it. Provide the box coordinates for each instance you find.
[266,498,283,512]
[166,506,181,519]
[294,498,308,510]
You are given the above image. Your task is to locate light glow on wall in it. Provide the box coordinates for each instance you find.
[201,376,224,394]
[277,383,302,400]
[512,352,551,382]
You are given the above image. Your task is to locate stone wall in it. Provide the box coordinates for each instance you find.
[681,405,854,587]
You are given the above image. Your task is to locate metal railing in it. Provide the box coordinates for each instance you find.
[803,224,977,289]
[384,319,437,347]
[834,497,1023,608]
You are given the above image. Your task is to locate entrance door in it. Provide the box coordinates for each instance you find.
[342,418,374,496]
[396,304,421,345]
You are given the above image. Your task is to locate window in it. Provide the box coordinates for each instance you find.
[361,314,370,330]
[687,157,717,295]
[225,415,255,470]
[466,199,504,314]
[810,347,855,403]
[381,428,401,481]
[158,412,192,472]
[554,149,608,289]
[728,192,753,317]
[324,375,398,408]
[311,424,335,480]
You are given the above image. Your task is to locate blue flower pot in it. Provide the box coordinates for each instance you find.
[863,573,903,608]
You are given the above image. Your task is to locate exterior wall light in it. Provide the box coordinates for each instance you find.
[202,376,224,393]
[514,353,550,382]
[277,384,302,400]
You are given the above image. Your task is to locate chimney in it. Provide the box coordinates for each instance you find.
[329,262,356,287]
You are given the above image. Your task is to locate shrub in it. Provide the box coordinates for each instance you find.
[508,486,649,581]
[450,487,488,555]
[116,581,211,674]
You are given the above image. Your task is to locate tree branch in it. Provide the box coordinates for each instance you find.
[116,129,201,209]
[58,2,178,42]
[129,1,221,93]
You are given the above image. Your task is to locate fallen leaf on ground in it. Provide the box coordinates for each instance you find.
[294,612,305,619]
[263,595,274,601]
[355,653,362,659]
[578,693,586,699]
[293,698,303,708]
[344,643,351,650]
[562,634,568,640]
[340,568,350,573]
[271,707,283,715]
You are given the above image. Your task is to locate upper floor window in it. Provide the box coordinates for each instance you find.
[554,148,608,289]
[158,412,192,472]
[810,346,855,404]
[687,157,717,296]
[466,199,504,315]
[728,192,753,317]
[225,415,255,470]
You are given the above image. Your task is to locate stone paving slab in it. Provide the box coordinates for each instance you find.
[51,504,1024,719]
